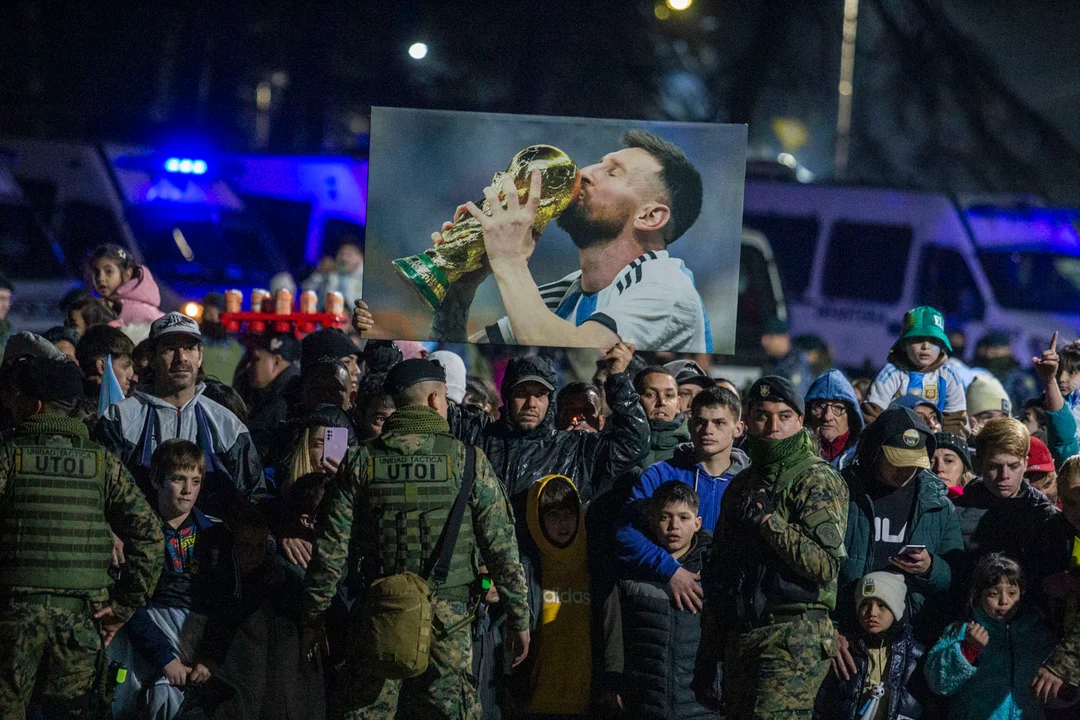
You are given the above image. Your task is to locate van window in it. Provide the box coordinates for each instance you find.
[742,213,818,299]
[979,250,1080,314]
[735,242,780,362]
[916,246,984,321]
[822,222,912,303]
[0,204,65,279]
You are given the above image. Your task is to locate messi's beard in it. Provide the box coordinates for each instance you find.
[557,201,628,250]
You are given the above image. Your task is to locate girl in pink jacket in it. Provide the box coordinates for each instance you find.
[88,244,165,327]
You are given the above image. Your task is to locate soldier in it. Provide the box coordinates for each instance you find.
[301,358,530,720]
[0,356,164,718]
[704,375,849,719]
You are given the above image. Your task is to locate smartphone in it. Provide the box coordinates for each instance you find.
[897,544,926,557]
[322,427,349,466]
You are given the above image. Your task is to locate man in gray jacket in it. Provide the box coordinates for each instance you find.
[93,312,265,518]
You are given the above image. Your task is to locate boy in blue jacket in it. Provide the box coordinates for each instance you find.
[120,439,237,719]
[615,386,748,612]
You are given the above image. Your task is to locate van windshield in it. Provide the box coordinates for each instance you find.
[979,250,1080,313]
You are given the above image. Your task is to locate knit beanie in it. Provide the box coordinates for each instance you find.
[966,375,1012,417]
[855,571,907,621]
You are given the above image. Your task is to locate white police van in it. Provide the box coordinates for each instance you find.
[742,177,1079,371]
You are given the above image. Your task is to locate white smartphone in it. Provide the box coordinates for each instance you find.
[897,544,926,557]
[322,427,349,466]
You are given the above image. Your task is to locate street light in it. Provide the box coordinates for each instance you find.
[667,0,692,10]
[408,42,428,60]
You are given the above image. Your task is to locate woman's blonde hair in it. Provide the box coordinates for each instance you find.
[284,427,319,496]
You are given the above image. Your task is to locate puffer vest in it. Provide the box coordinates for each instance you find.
[361,432,476,590]
[0,425,114,591]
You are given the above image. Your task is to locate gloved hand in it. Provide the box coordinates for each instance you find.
[744,489,774,526]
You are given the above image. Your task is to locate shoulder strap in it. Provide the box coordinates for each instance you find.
[424,444,476,586]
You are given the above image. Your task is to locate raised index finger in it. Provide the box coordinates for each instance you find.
[1050,331,1059,352]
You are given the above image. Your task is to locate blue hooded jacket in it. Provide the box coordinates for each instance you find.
[615,443,750,582]
[805,370,864,469]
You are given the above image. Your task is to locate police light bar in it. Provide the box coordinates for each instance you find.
[164,157,208,175]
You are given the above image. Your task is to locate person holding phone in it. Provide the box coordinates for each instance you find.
[833,406,964,680]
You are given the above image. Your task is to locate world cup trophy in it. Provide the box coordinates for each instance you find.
[393,145,581,310]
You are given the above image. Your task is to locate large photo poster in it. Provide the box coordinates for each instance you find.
[363,107,747,353]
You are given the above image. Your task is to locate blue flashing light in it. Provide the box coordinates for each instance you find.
[164,157,209,175]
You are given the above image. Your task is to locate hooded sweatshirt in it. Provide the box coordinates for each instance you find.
[92,383,266,518]
[806,370,865,469]
[864,346,968,437]
[112,266,165,327]
[523,475,591,716]
[616,443,750,582]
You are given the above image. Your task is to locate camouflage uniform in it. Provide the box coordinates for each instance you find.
[1045,618,1080,689]
[708,429,849,720]
[0,414,164,719]
[303,406,529,720]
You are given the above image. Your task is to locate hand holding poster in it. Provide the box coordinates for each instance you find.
[363,108,747,353]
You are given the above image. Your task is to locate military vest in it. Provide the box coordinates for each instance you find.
[0,432,114,591]
[362,432,476,590]
[732,454,838,619]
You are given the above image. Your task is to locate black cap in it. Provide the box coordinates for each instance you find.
[301,328,360,364]
[934,432,973,472]
[202,292,225,311]
[664,359,714,390]
[762,317,789,336]
[874,407,935,470]
[748,375,805,415]
[362,340,403,374]
[502,356,557,397]
[257,332,300,363]
[385,358,446,398]
[13,356,85,402]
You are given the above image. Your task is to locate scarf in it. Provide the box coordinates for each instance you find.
[820,430,851,462]
[745,428,816,481]
[384,405,450,435]
[16,413,90,440]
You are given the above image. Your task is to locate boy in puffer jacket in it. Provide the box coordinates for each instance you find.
[924,553,1056,719]
[603,481,721,719]
[863,306,968,438]
[815,571,927,720]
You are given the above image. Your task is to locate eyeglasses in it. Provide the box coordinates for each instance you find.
[809,402,848,417]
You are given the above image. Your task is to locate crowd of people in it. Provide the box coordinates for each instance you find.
[2,245,1080,720]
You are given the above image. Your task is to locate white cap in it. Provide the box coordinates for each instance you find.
[429,351,467,404]
[149,312,202,343]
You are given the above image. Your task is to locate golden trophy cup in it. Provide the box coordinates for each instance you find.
[393,145,581,310]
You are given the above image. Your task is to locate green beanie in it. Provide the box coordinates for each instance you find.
[899,306,951,352]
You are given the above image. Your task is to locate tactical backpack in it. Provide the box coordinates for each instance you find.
[353,445,477,679]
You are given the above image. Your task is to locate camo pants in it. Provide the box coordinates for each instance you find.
[0,598,101,720]
[340,598,481,720]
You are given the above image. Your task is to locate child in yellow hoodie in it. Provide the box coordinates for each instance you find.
[517,474,592,718]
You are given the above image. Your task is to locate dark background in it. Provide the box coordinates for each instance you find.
[2,0,1078,200]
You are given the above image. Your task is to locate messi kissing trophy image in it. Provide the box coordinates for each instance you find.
[392,145,581,310]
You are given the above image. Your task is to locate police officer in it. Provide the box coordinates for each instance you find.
[705,376,849,719]
[301,358,530,719]
[0,356,164,718]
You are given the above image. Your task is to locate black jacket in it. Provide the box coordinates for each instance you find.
[814,622,926,720]
[953,480,1059,600]
[247,363,300,465]
[604,532,720,720]
[448,369,648,519]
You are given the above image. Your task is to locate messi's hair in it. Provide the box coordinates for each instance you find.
[621,130,703,244]
[650,480,700,514]
[691,385,742,422]
[633,365,676,395]
[969,552,1024,607]
[150,439,205,486]
[974,417,1030,469]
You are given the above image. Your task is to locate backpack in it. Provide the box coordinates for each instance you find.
[352,445,476,679]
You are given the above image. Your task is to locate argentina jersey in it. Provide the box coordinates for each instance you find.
[485,250,713,352]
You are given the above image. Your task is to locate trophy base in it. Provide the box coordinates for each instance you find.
[392,253,451,311]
